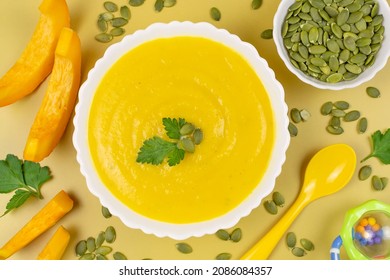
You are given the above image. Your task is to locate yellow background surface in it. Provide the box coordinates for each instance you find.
[1,0,390,260]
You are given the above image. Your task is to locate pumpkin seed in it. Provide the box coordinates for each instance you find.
[344,110,360,122]
[75,240,87,256]
[120,6,131,19]
[309,0,325,9]
[104,1,118,12]
[355,18,367,32]
[216,253,232,260]
[110,27,125,37]
[261,29,273,39]
[113,252,128,260]
[95,33,113,43]
[96,231,105,248]
[251,0,263,9]
[321,101,334,115]
[100,12,114,21]
[95,246,112,256]
[129,0,145,6]
[327,39,340,53]
[331,23,343,39]
[105,226,116,243]
[154,0,164,12]
[79,253,95,260]
[272,191,285,207]
[180,138,195,153]
[339,49,351,63]
[289,1,303,11]
[345,63,362,74]
[372,175,384,191]
[87,237,96,253]
[230,228,242,242]
[180,123,195,135]
[176,243,193,254]
[193,129,203,145]
[358,165,372,181]
[325,6,339,17]
[347,11,363,23]
[300,109,311,121]
[292,247,307,257]
[286,232,297,248]
[96,254,108,260]
[326,125,344,135]
[371,2,379,17]
[381,177,388,189]
[300,238,315,251]
[164,0,176,7]
[343,36,357,51]
[102,206,112,218]
[264,200,278,215]
[329,116,341,128]
[372,15,383,26]
[309,45,327,54]
[216,229,230,241]
[329,55,340,71]
[210,7,221,21]
[290,108,302,123]
[366,86,380,98]
[111,17,128,27]
[288,122,298,137]
[358,117,368,133]
[327,73,344,83]
[331,109,346,117]
[97,18,108,32]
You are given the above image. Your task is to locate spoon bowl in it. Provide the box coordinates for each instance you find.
[241,143,356,260]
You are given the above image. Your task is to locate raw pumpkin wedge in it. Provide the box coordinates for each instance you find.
[37,225,70,260]
[24,27,81,162]
[0,190,73,260]
[0,0,70,107]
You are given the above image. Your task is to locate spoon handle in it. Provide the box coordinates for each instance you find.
[240,195,309,260]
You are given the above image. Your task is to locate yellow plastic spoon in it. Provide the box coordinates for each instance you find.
[241,143,356,260]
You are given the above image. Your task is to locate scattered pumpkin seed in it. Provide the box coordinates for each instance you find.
[96,254,108,260]
[113,252,128,260]
[216,253,232,260]
[164,0,176,7]
[129,0,145,6]
[290,108,302,123]
[96,231,106,248]
[288,122,298,137]
[326,125,344,135]
[110,27,125,37]
[359,165,372,181]
[331,109,346,117]
[216,229,230,241]
[261,29,273,39]
[102,206,112,218]
[321,101,333,115]
[95,33,113,43]
[154,0,164,12]
[300,109,311,121]
[272,191,285,207]
[366,86,380,98]
[300,238,315,251]
[264,200,278,215]
[75,240,87,256]
[358,117,368,133]
[372,175,384,191]
[343,110,361,122]
[210,7,221,21]
[252,0,263,10]
[104,1,118,12]
[96,246,113,256]
[334,101,350,110]
[120,6,131,20]
[87,237,96,253]
[97,18,108,32]
[79,253,95,260]
[193,129,203,145]
[111,17,128,27]
[286,232,297,248]
[230,228,242,243]
[180,123,195,135]
[329,116,341,128]
[105,226,116,243]
[176,243,193,254]
[381,177,388,189]
[180,138,195,153]
[291,247,307,257]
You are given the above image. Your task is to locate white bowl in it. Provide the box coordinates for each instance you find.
[273,0,390,90]
[73,21,289,239]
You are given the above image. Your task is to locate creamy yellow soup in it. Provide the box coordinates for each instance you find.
[88,36,274,223]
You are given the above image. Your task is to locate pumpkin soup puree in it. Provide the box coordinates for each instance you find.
[88,36,274,223]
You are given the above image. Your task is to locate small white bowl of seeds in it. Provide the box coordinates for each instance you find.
[273,0,390,90]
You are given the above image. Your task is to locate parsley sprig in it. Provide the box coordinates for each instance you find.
[0,154,52,216]
[136,118,203,166]
[362,129,390,164]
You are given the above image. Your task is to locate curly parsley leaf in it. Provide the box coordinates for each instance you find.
[362,129,390,164]
[163,117,186,140]
[0,154,52,216]
[136,137,184,166]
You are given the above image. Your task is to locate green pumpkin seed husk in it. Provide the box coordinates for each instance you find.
[288,122,298,137]
[286,232,297,248]
[210,7,221,21]
[358,117,368,133]
[75,240,87,256]
[372,175,384,191]
[216,229,230,241]
[176,243,193,254]
[87,237,96,253]
[290,108,302,123]
[321,101,333,116]
[272,191,285,207]
[105,226,116,243]
[104,1,118,12]
[95,246,113,256]
[300,238,315,251]
[366,86,380,98]
[358,165,372,181]
[230,228,242,243]
[292,247,306,257]
[96,231,106,248]
[264,200,278,215]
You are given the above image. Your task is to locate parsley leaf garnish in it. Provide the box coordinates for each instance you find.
[136,118,203,167]
[362,129,390,164]
[0,154,52,216]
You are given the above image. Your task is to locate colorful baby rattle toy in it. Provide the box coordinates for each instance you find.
[330,200,390,260]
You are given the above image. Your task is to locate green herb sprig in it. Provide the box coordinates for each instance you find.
[136,118,203,167]
[362,129,390,164]
[0,154,52,216]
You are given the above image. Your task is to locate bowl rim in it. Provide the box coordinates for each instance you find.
[73,21,290,240]
[273,0,390,90]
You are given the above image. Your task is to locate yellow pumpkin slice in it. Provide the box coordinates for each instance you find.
[37,225,70,260]
[24,27,81,162]
[0,0,70,107]
[0,190,73,260]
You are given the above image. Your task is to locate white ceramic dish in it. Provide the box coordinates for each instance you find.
[73,21,289,240]
[273,0,390,90]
